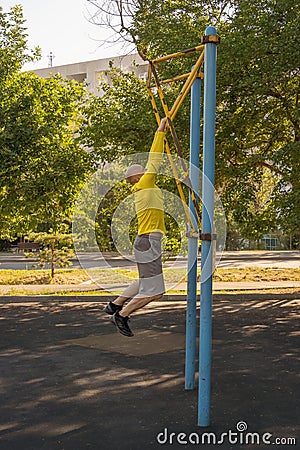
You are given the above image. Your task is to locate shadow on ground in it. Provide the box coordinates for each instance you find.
[0,292,299,450]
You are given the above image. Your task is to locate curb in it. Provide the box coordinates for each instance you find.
[0,281,300,296]
[0,291,299,303]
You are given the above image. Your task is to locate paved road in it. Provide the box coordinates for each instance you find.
[0,251,299,270]
[216,250,300,268]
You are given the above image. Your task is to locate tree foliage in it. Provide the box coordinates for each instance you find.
[1,2,299,251]
[27,230,75,279]
[0,5,93,243]
[217,0,299,238]
[0,5,40,81]
[0,72,93,238]
[81,67,158,163]
[86,0,300,245]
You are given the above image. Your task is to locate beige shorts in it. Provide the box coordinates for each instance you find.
[134,234,165,296]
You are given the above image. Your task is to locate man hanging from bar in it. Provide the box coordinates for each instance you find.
[103,118,168,337]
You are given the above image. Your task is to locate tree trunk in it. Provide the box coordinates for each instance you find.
[51,239,55,279]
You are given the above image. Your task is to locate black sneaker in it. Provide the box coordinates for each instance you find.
[103,301,123,315]
[110,312,134,337]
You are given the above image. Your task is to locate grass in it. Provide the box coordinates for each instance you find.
[0,267,299,286]
[213,267,300,282]
[0,269,90,285]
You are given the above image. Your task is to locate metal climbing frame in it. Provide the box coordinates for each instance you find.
[146,28,219,427]
[146,46,205,234]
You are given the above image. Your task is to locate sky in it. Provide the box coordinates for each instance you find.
[1,0,130,70]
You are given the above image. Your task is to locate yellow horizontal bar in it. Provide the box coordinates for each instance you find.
[209,35,219,43]
[202,35,220,45]
[152,44,204,64]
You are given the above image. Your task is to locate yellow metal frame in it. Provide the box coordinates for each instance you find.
[152,45,204,64]
[146,45,205,232]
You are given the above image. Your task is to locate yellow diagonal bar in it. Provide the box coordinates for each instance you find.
[146,63,152,89]
[164,142,196,232]
[166,116,202,224]
[147,57,203,230]
[170,50,204,120]
[149,68,202,227]
[146,82,196,232]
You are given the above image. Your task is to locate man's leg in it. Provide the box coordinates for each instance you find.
[113,281,139,306]
[120,293,163,317]
[103,281,139,315]
[110,234,164,335]
[111,292,163,337]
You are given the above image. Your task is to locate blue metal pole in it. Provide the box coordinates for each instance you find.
[185,72,201,390]
[198,25,218,426]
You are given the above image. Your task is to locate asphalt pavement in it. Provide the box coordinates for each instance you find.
[0,252,299,447]
[0,292,299,450]
[0,251,299,270]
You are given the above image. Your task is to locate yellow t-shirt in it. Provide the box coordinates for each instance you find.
[132,131,166,235]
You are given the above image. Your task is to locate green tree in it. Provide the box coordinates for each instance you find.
[81,66,158,163]
[0,4,40,81]
[87,1,231,59]
[86,0,300,246]
[0,5,94,249]
[27,230,74,280]
[0,71,93,239]
[217,0,299,241]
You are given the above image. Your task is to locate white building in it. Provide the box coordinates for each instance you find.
[33,53,148,95]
